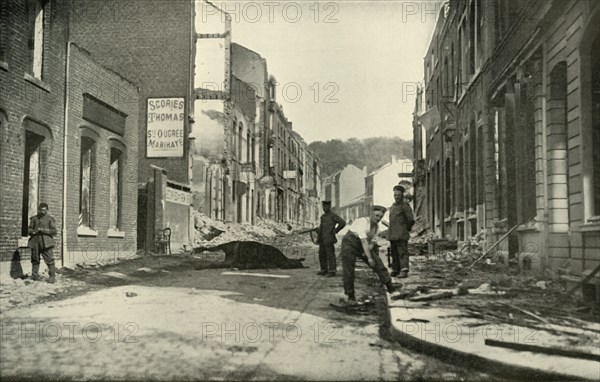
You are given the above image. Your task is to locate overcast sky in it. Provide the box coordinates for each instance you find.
[220,0,441,143]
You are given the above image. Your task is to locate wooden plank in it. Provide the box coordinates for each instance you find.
[568,264,600,294]
[484,339,600,362]
[500,303,549,324]
[409,291,453,302]
[465,223,519,272]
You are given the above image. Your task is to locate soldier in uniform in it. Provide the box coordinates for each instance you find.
[316,200,346,277]
[340,205,396,304]
[28,203,57,283]
[385,185,415,278]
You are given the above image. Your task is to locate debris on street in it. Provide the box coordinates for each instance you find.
[385,229,600,364]
[194,240,305,270]
[221,272,291,279]
[0,271,85,311]
[193,211,309,248]
[408,290,454,302]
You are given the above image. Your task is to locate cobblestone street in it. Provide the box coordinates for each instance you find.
[0,243,497,381]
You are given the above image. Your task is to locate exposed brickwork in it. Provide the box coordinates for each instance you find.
[0,0,69,261]
[64,44,139,263]
[69,0,193,185]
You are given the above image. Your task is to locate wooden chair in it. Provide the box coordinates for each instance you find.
[154,228,172,255]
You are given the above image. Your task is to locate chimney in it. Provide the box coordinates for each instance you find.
[391,155,397,164]
[363,166,367,174]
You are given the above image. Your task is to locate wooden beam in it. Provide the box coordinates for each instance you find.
[484,339,600,362]
[568,264,600,295]
[465,223,519,272]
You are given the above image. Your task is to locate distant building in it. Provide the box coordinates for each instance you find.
[268,94,291,222]
[231,75,257,224]
[323,164,366,216]
[192,1,235,223]
[365,156,414,211]
[231,43,270,222]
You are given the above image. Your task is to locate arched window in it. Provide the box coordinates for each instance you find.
[28,0,47,79]
[238,122,243,160]
[469,120,477,210]
[108,138,126,232]
[246,129,251,163]
[444,56,450,96]
[22,118,52,236]
[79,127,100,230]
[445,156,452,216]
[450,43,455,96]
[232,119,237,159]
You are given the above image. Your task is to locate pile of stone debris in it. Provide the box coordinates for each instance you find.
[192,211,307,248]
[0,272,85,311]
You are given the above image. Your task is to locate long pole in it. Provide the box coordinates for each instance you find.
[465,222,519,272]
[61,4,72,268]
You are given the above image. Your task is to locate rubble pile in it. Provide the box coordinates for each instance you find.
[456,229,486,259]
[193,212,227,244]
[193,210,313,249]
[0,272,84,311]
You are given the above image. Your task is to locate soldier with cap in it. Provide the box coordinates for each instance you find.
[28,202,58,283]
[384,184,415,278]
[340,205,396,304]
[316,200,346,276]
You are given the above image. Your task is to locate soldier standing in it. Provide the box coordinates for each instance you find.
[316,200,346,277]
[386,185,415,278]
[28,203,57,283]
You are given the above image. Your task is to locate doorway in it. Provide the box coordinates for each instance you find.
[21,131,45,236]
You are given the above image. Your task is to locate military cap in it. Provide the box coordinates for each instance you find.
[322,200,332,205]
[393,184,406,192]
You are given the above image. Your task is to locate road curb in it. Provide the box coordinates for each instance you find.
[384,293,596,381]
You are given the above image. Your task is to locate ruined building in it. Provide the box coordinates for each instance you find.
[414,0,600,299]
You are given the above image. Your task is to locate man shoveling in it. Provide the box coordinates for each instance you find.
[338,205,397,305]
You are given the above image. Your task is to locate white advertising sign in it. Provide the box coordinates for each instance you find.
[147,97,185,158]
[166,187,192,205]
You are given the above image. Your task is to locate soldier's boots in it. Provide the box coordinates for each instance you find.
[385,281,396,294]
[48,264,56,284]
[340,294,358,306]
[31,264,41,281]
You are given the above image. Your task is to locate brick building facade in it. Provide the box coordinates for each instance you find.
[268,96,291,222]
[69,0,195,251]
[230,43,271,221]
[0,0,139,264]
[69,0,194,185]
[63,43,139,265]
[0,0,69,261]
[231,75,257,224]
[415,0,600,299]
